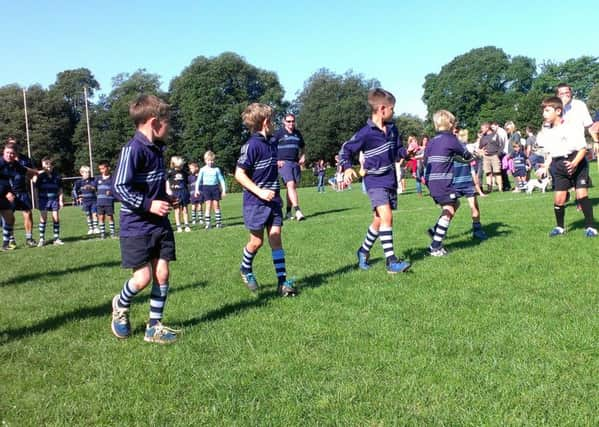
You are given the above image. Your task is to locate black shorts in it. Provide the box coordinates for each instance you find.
[120,229,176,269]
[12,192,32,211]
[97,204,114,216]
[550,155,590,191]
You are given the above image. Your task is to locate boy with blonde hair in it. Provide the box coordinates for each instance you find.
[538,96,597,237]
[340,88,412,273]
[111,94,180,344]
[424,110,475,256]
[73,165,99,235]
[36,157,64,246]
[235,103,297,296]
[194,150,226,229]
[166,155,190,232]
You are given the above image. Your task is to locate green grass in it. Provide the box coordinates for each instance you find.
[2,175,599,425]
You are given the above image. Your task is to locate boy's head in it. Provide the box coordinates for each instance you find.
[542,96,563,124]
[204,150,215,166]
[512,142,521,151]
[79,165,91,179]
[242,103,273,134]
[556,83,572,106]
[98,160,111,176]
[41,157,53,171]
[129,94,170,139]
[3,143,17,162]
[170,156,184,170]
[189,162,199,174]
[283,114,296,132]
[368,88,395,120]
[457,129,469,143]
[432,110,456,132]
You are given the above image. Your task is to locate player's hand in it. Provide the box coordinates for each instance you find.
[344,168,358,185]
[150,200,171,216]
[277,160,285,169]
[564,161,576,175]
[258,189,275,202]
[5,192,15,203]
[193,191,200,198]
[221,192,227,198]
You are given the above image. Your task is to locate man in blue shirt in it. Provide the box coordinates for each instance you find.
[272,114,306,221]
[111,94,180,344]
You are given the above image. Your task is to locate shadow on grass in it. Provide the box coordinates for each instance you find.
[0,281,206,344]
[303,207,357,220]
[0,260,122,288]
[404,221,511,262]
[178,263,357,329]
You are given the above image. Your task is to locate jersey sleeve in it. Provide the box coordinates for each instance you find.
[113,144,151,212]
[338,131,364,170]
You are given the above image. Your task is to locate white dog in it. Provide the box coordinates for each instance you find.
[526,167,550,194]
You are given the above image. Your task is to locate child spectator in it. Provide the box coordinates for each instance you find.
[187,162,204,225]
[509,142,530,192]
[73,165,99,235]
[95,161,116,239]
[424,110,474,256]
[339,88,412,274]
[111,94,180,344]
[195,151,226,229]
[35,157,64,246]
[166,156,191,232]
[234,103,297,296]
[537,96,597,237]
[315,159,326,193]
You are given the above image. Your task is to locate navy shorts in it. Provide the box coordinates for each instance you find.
[120,229,176,269]
[190,187,202,204]
[202,185,221,201]
[12,192,32,211]
[279,161,301,184]
[97,204,114,216]
[243,202,283,231]
[38,198,60,212]
[81,201,97,215]
[366,188,397,211]
[551,155,590,191]
[0,197,11,210]
[173,190,190,206]
[513,168,527,178]
[454,186,477,198]
[431,190,459,206]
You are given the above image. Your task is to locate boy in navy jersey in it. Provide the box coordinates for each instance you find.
[235,103,297,296]
[95,161,116,239]
[111,94,180,344]
[73,165,99,235]
[340,88,412,274]
[509,142,530,192]
[187,162,204,225]
[166,156,190,232]
[424,110,474,256]
[36,157,64,246]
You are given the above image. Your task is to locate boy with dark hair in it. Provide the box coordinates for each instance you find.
[235,103,297,296]
[36,157,64,246]
[424,110,475,256]
[111,94,181,344]
[96,161,116,239]
[340,88,412,273]
[73,165,99,235]
[538,96,597,237]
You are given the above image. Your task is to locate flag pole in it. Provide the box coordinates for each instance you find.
[23,88,35,209]
[84,86,93,172]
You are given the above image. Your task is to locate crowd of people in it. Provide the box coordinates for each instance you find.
[1,83,598,344]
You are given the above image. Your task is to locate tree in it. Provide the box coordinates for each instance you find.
[395,114,426,142]
[49,68,100,120]
[294,69,379,163]
[169,52,286,172]
[533,56,599,100]
[587,83,599,116]
[422,46,538,135]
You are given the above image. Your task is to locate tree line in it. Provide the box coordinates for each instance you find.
[1,47,597,177]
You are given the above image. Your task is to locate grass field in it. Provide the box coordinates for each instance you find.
[2,175,599,425]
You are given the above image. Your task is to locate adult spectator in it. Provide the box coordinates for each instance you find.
[491,121,511,191]
[556,83,594,139]
[272,113,306,221]
[478,122,503,192]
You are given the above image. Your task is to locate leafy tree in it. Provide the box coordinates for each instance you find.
[49,68,100,120]
[585,83,599,115]
[169,52,286,171]
[294,69,379,163]
[395,114,426,142]
[533,56,599,100]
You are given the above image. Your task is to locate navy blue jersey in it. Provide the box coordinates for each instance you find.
[188,174,198,193]
[237,132,281,207]
[36,171,62,200]
[167,168,189,192]
[339,119,409,191]
[452,144,475,189]
[73,177,97,202]
[95,174,114,206]
[0,158,28,197]
[11,153,34,193]
[113,131,170,237]
[511,151,527,172]
[272,128,305,162]
[424,131,473,198]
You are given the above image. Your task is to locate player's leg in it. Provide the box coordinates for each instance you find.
[376,203,408,272]
[92,209,99,234]
[112,262,152,339]
[469,196,487,240]
[174,206,182,232]
[1,209,15,250]
[268,224,297,296]
[52,210,63,244]
[108,214,116,238]
[182,205,190,231]
[204,201,212,229]
[38,210,48,246]
[98,212,106,239]
[144,257,179,344]
[240,228,264,291]
[214,200,222,228]
[429,202,458,255]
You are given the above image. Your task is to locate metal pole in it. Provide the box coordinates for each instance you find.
[84,86,93,172]
[23,88,35,209]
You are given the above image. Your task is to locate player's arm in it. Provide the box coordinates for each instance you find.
[234,167,274,201]
[113,147,158,213]
[217,168,227,196]
[339,133,363,184]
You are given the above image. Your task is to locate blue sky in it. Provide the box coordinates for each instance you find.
[2,0,598,118]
